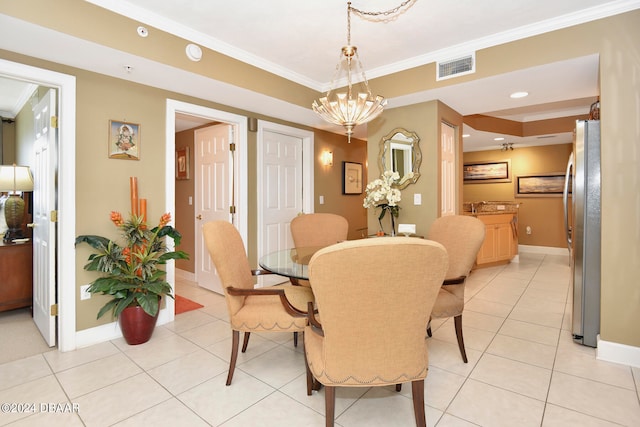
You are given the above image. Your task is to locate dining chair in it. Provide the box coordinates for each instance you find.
[202,220,314,385]
[426,215,486,363]
[289,212,349,286]
[304,237,448,427]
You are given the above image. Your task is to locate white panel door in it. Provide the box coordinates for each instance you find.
[259,129,303,286]
[32,89,57,346]
[194,124,233,294]
[440,121,457,217]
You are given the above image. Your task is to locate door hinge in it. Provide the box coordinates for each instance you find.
[50,304,58,316]
[229,205,236,214]
[229,143,236,152]
[51,116,58,128]
[50,210,58,222]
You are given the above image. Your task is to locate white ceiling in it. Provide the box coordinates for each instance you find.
[2,0,638,150]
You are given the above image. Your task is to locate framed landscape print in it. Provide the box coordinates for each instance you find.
[463,160,511,183]
[109,120,140,160]
[516,173,568,197]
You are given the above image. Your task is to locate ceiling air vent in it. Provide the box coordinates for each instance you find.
[437,53,475,81]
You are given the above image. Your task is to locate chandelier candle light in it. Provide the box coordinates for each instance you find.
[312,1,415,142]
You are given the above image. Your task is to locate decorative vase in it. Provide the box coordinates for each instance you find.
[390,214,397,237]
[119,304,159,345]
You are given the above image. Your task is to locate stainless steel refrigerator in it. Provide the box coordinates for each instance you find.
[563,120,601,347]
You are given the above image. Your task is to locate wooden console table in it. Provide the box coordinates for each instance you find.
[0,241,33,312]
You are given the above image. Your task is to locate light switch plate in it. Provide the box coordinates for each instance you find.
[413,193,422,205]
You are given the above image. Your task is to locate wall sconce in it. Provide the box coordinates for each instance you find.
[322,151,333,166]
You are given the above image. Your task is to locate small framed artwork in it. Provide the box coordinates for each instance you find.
[176,147,190,180]
[463,160,511,183]
[342,161,363,194]
[516,173,568,197]
[109,120,140,160]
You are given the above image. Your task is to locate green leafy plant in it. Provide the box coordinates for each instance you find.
[76,211,189,319]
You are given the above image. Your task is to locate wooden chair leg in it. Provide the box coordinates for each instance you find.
[294,331,298,347]
[454,315,468,363]
[426,317,432,337]
[226,330,240,386]
[325,385,336,427]
[411,379,426,427]
[395,384,402,392]
[304,347,313,396]
[241,332,251,353]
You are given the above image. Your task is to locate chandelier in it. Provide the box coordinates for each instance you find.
[312,1,414,142]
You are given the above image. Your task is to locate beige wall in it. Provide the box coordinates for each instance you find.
[464,144,573,248]
[1,5,639,347]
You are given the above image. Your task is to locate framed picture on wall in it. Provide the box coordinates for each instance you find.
[176,147,190,180]
[342,161,363,194]
[108,120,140,160]
[463,160,511,183]
[516,173,568,197]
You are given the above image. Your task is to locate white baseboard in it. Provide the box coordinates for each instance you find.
[75,322,122,349]
[176,268,196,281]
[518,244,569,256]
[597,335,640,368]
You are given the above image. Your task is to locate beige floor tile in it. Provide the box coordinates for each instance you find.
[177,318,231,348]
[470,353,552,400]
[430,320,496,352]
[426,338,482,377]
[464,298,513,318]
[547,371,640,426]
[435,413,482,426]
[112,397,209,427]
[542,403,621,426]
[56,353,142,399]
[522,286,568,304]
[447,378,545,426]
[120,334,200,370]
[498,318,560,346]
[74,373,171,427]
[43,341,120,373]
[221,390,326,427]
[147,348,228,395]
[0,308,53,365]
[554,342,636,390]
[508,305,564,328]
[162,309,218,334]
[177,370,275,425]
[487,334,556,369]
[473,283,525,306]
[459,310,505,333]
[235,345,307,389]
[204,332,280,364]
[422,366,467,411]
[0,354,52,391]
[0,375,74,425]
[336,386,428,427]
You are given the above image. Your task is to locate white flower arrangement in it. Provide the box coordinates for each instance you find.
[363,170,402,210]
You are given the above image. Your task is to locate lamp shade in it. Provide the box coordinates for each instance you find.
[0,164,34,192]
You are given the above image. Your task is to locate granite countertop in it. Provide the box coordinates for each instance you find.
[463,201,520,215]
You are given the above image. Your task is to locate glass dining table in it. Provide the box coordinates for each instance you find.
[258,246,322,283]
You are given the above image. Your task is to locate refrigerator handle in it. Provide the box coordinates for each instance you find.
[563,152,574,249]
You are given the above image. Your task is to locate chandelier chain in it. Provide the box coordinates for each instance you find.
[349,0,415,18]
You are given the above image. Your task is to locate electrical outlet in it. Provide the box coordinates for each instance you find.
[80,284,91,300]
[526,226,532,235]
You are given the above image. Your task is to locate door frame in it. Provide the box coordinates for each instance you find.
[0,58,77,352]
[166,99,248,290]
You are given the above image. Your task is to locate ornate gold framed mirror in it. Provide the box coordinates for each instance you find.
[378,127,421,189]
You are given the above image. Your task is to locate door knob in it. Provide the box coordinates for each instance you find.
[196,215,202,220]
[27,223,36,228]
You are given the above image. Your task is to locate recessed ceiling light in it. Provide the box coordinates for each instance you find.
[462,134,470,138]
[510,91,528,99]
[494,137,505,141]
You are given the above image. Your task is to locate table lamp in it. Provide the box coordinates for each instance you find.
[0,164,34,243]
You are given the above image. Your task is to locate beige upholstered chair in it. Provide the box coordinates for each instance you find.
[203,220,314,385]
[304,238,448,427]
[426,215,486,363]
[290,213,349,286]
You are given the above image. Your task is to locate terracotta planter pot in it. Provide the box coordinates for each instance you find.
[119,305,159,345]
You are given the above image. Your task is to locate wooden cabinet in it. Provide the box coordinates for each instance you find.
[0,241,33,312]
[476,214,517,266]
